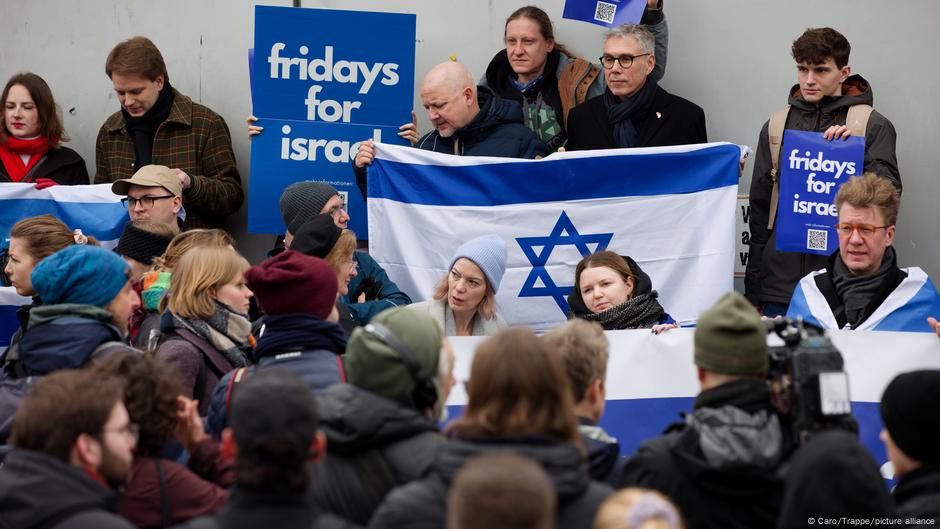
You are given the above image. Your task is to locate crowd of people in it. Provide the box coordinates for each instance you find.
[0,2,939,528]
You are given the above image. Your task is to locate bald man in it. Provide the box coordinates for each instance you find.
[354,62,547,197]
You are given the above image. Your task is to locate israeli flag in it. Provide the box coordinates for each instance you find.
[367,142,742,331]
[0,183,127,346]
[788,267,940,332]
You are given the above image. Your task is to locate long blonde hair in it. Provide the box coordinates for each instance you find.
[161,246,248,319]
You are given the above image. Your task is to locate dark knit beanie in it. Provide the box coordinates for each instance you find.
[345,307,443,410]
[114,221,174,265]
[279,181,339,235]
[231,368,319,464]
[694,291,768,376]
[880,369,940,464]
[289,214,342,258]
[245,250,338,319]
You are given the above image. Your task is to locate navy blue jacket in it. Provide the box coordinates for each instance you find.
[343,251,412,324]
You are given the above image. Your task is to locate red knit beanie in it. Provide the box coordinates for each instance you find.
[246,250,338,319]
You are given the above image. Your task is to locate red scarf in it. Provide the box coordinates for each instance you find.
[0,136,54,182]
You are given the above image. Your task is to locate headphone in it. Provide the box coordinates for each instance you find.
[363,323,439,412]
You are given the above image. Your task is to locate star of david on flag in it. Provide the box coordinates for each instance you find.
[517,211,613,315]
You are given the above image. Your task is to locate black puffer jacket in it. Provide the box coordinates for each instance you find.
[312,384,441,525]
[893,463,940,527]
[620,379,790,529]
[369,436,611,529]
[746,75,900,307]
[413,86,547,159]
[0,449,135,529]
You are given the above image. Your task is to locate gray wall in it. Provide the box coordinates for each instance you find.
[2,0,938,281]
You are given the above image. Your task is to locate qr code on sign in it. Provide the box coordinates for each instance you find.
[594,1,617,23]
[807,229,828,251]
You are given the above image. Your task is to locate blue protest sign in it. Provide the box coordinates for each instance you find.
[250,5,415,235]
[776,130,865,255]
[562,0,645,27]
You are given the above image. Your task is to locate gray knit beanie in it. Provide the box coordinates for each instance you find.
[694,292,768,377]
[279,181,339,235]
[450,234,508,293]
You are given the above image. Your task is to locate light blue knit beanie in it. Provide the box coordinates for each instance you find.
[31,245,130,307]
[449,234,508,293]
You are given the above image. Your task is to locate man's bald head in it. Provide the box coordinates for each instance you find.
[420,62,480,138]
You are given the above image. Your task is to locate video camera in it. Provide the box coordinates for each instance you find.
[766,317,857,445]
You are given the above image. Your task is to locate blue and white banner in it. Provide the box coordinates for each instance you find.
[788,267,940,333]
[367,142,740,331]
[0,183,127,248]
[248,5,416,235]
[776,131,864,255]
[446,329,940,481]
[0,183,127,346]
[562,0,646,27]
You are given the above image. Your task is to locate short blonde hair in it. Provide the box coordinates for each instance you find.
[162,246,249,319]
[151,229,235,273]
[543,319,609,402]
[324,229,357,274]
[432,264,498,321]
[594,488,684,529]
[835,172,900,226]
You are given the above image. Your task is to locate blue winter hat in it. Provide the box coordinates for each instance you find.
[449,234,508,293]
[31,245,130,307]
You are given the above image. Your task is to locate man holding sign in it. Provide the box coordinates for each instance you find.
[746,28,900,316]
[787,173,940,331]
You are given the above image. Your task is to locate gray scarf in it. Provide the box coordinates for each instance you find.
[832,247,897,327]
[171,301,250,368]
[578,291,666,330]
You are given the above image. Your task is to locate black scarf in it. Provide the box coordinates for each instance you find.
[831,247,897,326]
[577,291,666,330]
[252,314,347,364]
[603,78,658,148]
[122,80,176,168]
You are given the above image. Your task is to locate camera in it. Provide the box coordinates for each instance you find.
[766,317,857,445]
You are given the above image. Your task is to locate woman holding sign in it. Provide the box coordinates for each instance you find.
[569,251,676,333]
[0,73,88,185]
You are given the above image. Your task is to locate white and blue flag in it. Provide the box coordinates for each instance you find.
[367,142,741,331]
[788,267,940,332]
[0,183,127,347]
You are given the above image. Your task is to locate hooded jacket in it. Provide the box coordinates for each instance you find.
[579,417,626,486]
[620,378,789,529]
[567,255,675,327]
[746,74,900,307]
[369,436,611,529]
[893,463,940,524]
[0,449,135,529]
[311,384,442,525]
[17,304,130,376]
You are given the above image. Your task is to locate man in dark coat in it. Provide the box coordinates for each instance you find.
[311,307,452,525]
[353,61,547,196]
[880,370,940,526]
[543,319,625,486]
[565,24,705,151]
[620,292,789,529]
[0,370,137,529]
[746,27,900,316]
[177,368,356,529]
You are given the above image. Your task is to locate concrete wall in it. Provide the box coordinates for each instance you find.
[2,0,938,281]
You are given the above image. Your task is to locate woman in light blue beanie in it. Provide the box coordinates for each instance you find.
[15,244,140,376]
[408,234,508,336]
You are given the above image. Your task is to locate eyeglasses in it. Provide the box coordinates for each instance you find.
[599,53,650,70]
[122,195,176,209]
[101,423,140,442]
[833,223,890,238]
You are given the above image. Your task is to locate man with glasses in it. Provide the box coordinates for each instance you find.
[565,24,706,151]
[112,164,185,229]
[787,173,940,331]
[746,28,900,317]
[0,369,137,528]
